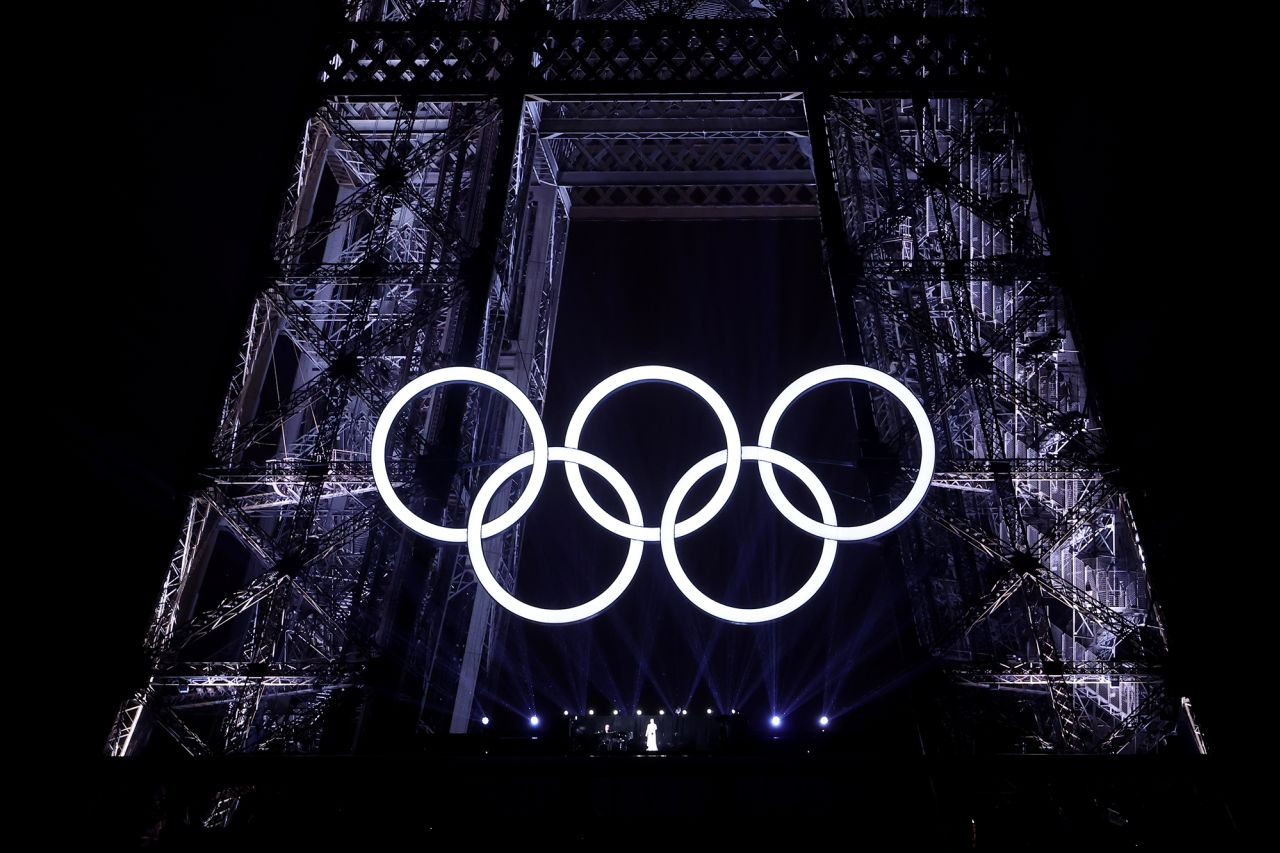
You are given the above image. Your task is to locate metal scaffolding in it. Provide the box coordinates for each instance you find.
[107,0,1186,807]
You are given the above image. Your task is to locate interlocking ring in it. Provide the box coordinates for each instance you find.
[563,366,741,543]
[373,364,935,624]
[757,365,935,542]
[371,367,549,543]
[660,446,838,624]
[468,447,643,624]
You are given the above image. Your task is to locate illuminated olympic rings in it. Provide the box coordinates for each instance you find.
[372,365,935,625]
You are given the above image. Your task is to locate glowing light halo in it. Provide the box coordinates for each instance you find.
[563,365,742,543]
[466,446,645,625]
[372,363,936,624]
[660,445,838,624]
[757,365,935,542]
[372,367,549,544]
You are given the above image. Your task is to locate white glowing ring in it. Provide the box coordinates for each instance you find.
[757,365,935,541]
[563,365,741,543]
[372,367,549,544]
[375,364,936,624]
[467,446,644,624]
[660,445,838,624]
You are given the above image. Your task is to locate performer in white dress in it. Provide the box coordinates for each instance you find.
[645,717,658,752]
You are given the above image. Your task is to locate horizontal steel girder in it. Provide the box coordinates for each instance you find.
[320,16,1000,99]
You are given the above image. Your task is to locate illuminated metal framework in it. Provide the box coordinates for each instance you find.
[107,0,1185,800]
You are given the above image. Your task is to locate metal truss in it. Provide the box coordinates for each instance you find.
[107,81,567,793]
[347,1,800,21]
[538,98,818,218]
[322,6,998,99]
[813,87,1176,751]
[109,3,1188,805]
[952,660,1163,687]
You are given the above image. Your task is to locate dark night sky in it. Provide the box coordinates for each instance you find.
[478,218,915,738]
[60,2,1249,760]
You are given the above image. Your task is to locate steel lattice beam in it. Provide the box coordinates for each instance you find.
[815,86,1172,751]
[108,2,1187,768]
[320,15,1000,98]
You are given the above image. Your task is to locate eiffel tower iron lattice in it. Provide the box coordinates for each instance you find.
[106,3,1192,815]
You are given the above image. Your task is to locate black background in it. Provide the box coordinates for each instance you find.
[480,217,911,735]
[56,1,1248,766]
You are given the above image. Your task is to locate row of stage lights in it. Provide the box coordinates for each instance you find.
[478,711,834,729]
